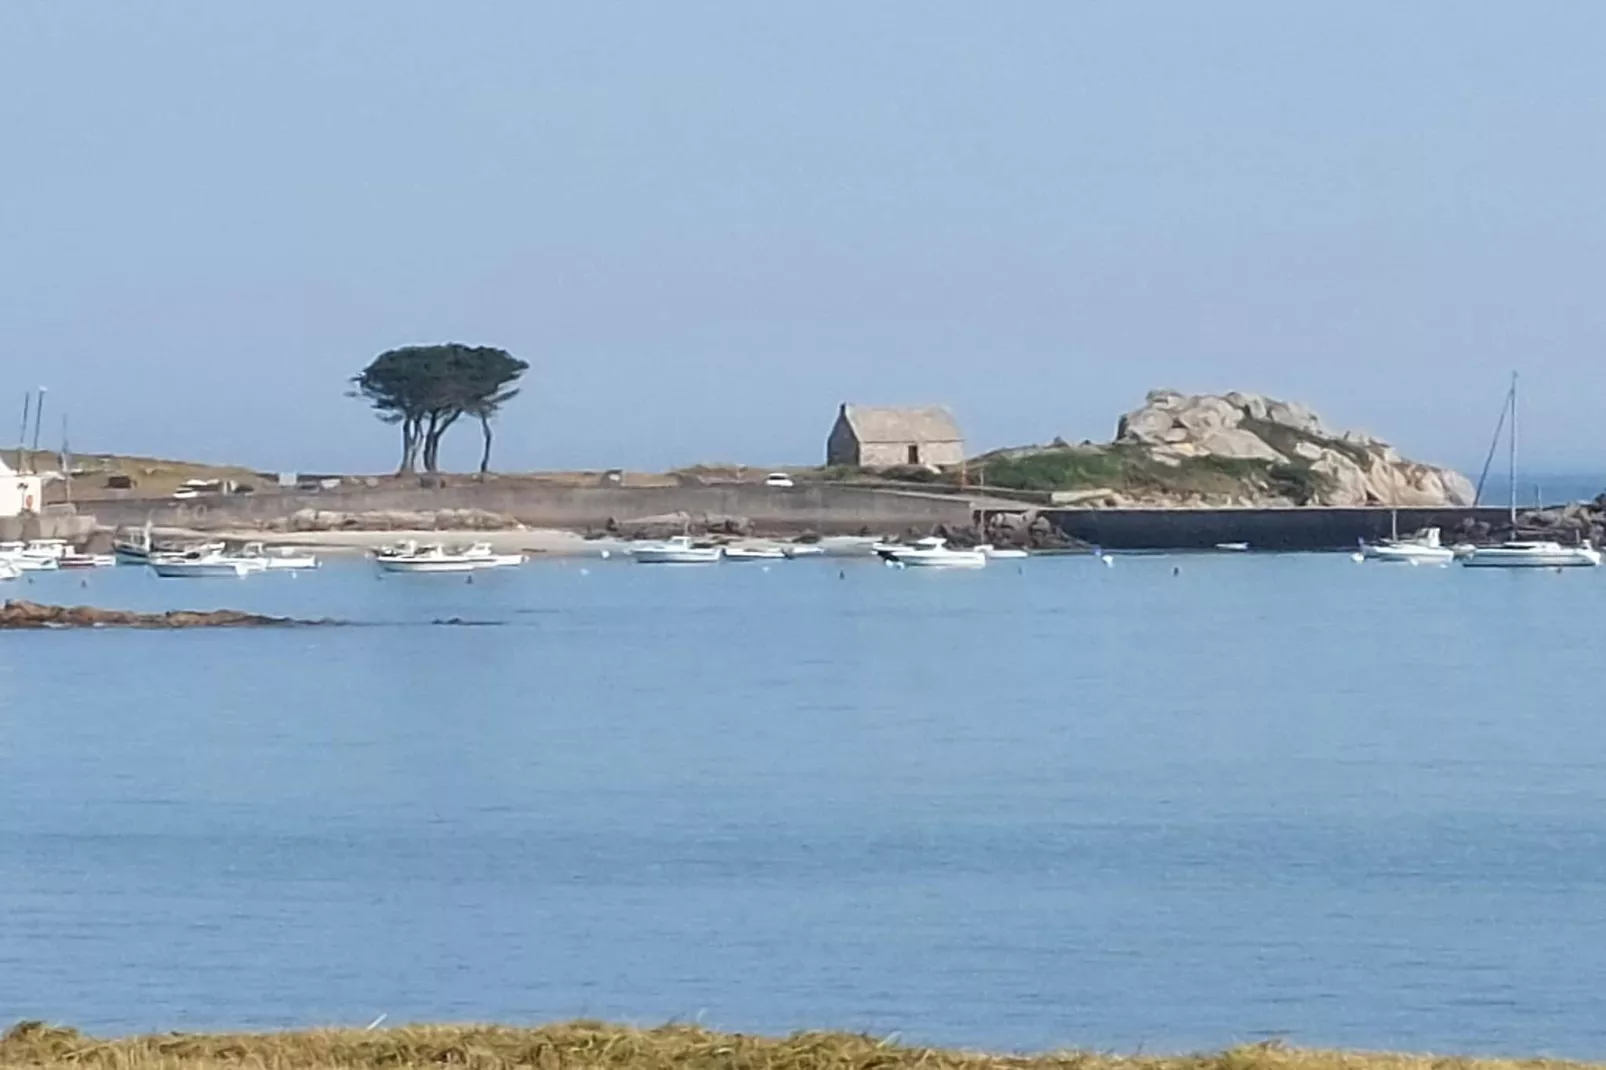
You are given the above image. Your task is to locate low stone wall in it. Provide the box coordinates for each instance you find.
[88,483,975,536]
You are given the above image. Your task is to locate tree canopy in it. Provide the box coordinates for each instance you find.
[351,344,529,474]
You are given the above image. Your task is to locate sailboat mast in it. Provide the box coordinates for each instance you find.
[1507,372,1518,526]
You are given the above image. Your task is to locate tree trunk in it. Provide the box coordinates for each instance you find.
[421,413,441,472]
[423,410,462,473]
[397,417,419,475]
[477,414,493,474]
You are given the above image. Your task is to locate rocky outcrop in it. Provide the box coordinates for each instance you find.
[0,600,322,629]
[1115,390,1475,507]
[1452,496,1606,546]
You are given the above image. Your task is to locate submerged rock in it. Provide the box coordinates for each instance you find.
[0,600,325,630]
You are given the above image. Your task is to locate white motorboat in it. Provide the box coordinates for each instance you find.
[149,551,267,578]
[460,542,525,568]
[0,544,59,571]
[1362,526,1455,565]
[1214,542,1251,553]
[235,543,320,571]
[881,537,988,569]
[631,535,723,564]
[976,544,1029,560]
[59,552,117,569]
[375,543,482,573]
[22,539,68,559]
[1460,541,1602,569]
[0,559,19,581]
[783,544,825,558]
[724,545,788,561]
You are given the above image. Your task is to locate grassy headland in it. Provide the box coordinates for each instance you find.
[0,1022,1587,1070]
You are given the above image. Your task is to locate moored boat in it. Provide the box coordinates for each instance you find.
[1457,373,1598,568]
[59,552,118,569]
[724,545,788,562]
[0,543,59,571]
[374,543,483,573]
[460,542,525,568]
[149,551,266,578]
[879,537,988,569]
[976,544,1029,560]
[239,543,320,570]
[1460,541,1602,569]
[1361,526,1455,565]
[631,535,723,564]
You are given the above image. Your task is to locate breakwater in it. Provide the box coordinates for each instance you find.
[86,482,976,536]
[1032,506,1517,551]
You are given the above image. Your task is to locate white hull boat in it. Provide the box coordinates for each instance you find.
[1460,376,1599,568]
[1460,541,1602,569]
[782,545,825,558]
[1362,526,1455,565]
[238,543,319,570]
[150,555,266,578]
[632,536,723,564]
[377,557,479,573]
[0,551,59,572]
[724,545,787,562]
[263,553,319,570]
[59,553,118,569]
[0,560,18,581]
[881,537,988,569]
[461,542,524,569]
[375,544,482,573]
[977,544,1028,560]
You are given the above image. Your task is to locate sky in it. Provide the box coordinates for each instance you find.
[2,2,1605,476]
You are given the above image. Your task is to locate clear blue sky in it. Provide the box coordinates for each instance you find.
[3,2,1604,475]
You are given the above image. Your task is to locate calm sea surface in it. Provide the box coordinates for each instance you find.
[3,553,1605,1055]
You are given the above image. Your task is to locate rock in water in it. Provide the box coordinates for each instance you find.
[1113,389,1474,507]
[0,600,323,630]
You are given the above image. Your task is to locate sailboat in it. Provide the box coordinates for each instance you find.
[1462,374,1601,569]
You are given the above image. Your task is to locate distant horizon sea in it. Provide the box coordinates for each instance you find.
[1467,471,1604,508]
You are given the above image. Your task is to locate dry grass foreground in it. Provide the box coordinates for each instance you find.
[0,1022,1587,1070]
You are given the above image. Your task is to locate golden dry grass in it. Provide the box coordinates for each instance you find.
[0,1022,1588,1070]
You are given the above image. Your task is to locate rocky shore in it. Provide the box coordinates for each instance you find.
[0,600,320,630]
[1458,496,1606,545]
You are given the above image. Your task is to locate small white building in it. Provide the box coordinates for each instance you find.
[0,456,44,518]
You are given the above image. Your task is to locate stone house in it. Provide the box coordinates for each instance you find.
[826,404,965,469]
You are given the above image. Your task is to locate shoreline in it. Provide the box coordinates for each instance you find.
[0,1021,1590,1070]
[128,527,882,559]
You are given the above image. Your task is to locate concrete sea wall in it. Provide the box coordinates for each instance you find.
[86,483,976,536]
[1035,506,1518,551]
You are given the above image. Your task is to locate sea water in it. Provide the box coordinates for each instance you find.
[2,553,1605,1055]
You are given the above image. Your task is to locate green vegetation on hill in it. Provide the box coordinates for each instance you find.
[0,1021,1587,1070]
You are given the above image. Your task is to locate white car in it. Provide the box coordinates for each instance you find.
[763,472,795,488]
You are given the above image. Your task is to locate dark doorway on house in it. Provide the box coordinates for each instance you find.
[907,444,921,465]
